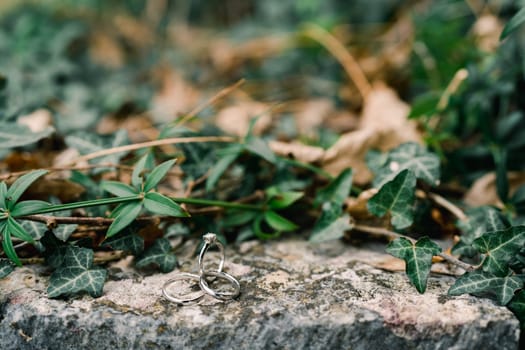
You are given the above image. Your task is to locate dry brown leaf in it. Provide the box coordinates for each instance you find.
[293,98,335,137]
[269,140,325,163]
[322,127,380,185]
[18,109,52,133]
[346,188,377,219]
[472,14,503,53]
[96,115,154,140]
[215,101,272,137]
[89,32,124,68]
[322,83,422,185]
[464,171,525,207]
[150,69,200,123]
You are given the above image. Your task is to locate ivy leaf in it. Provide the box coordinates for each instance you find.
[206,144,243,192]
[47,246,107,298]
[101,181,138,197]
[310,168,353,242]
[21,220,48,240]
[263,211,298,232]
[500,7,525,40]
[143,192,189,217]
[65,130,128,167]
[0,258,14,278]
[106,201,142,238]
[144,158,177,192]
[453,206,509,257]
[314,168,352,208]
[508,290,525,328]
[11,200,51,217]
[448,270,524,305]
[368,169,416,229]
[5,169,48,209]
[53,224,78,242]
[473,226,525,276]
[101,230,144,255]
[386,237,442,293]
[372,143,440,188]
[0,122,54,149]
[135,238,177,273]
[310,212,353,243]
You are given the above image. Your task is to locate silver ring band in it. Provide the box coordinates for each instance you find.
[198,233,225,276]
[199,271,241,301]
[162,272,205,304]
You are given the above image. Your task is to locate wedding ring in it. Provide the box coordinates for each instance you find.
[198,233,225,276]
[162,272,205,304]
[199,271,241,301]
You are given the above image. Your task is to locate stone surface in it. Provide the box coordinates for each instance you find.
[0,239,520,349]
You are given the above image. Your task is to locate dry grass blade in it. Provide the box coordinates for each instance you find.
[302,23,372,99]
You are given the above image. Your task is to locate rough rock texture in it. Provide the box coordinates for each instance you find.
[0,239,520,349]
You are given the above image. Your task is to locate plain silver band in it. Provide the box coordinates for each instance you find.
[198,238,225,276]
[162,272,205,304]
[199,271,241,301]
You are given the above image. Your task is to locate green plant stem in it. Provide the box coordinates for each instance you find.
[14,196,141,217]
[353,224,475,272]
[172,197,263,211]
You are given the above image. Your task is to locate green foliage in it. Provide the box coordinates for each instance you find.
[386,237,442,293]
[135,238,177,273]
[453,206,509,257]
[47,246,107,298]
[473,226,525,277]
[448,270,524,305]
[0,258,14,278]
[310,168,353,242]
[501,7,525,40]
[106,201,142,238]
[508,290,525,328]
[65,130,129,167]
[101,229,144,256]
[0,122,54,149]
[6,169,48,207]
[368,169,416,230]
[370,143,440,188]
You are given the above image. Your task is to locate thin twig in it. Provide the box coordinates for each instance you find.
[302,23,372,99]
[353,224,474,272]
[416,190,468,221]
[69,136,235,164]
[175,79,246,126]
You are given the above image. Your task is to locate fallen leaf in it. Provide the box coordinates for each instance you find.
[345,188,377,219]
[215,101,272,137]
[89,31,124,68]
[18,109,53,133]
[150,69,200,123]
[464,171,525,207]
[322,83,422,185]
[473,14,503,53]
[269,140,325,163]
[293,98,335,137]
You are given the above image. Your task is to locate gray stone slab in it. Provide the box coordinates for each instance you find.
[0,239,520,349]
